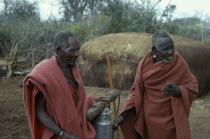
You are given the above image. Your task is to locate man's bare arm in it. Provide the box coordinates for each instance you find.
[36,92,79,139]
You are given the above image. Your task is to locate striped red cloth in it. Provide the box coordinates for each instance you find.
[68,85,78,106]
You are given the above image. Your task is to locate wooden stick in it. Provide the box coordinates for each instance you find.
[106,54,120,139]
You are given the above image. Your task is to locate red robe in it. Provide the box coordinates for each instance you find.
[23,56,96,139]
[120,51,198,139]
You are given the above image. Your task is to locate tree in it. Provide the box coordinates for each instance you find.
[105,0,163,33]
[59,0,107,22]
[0,0,39,22]
[162,4,176,22]
[106,0,125,32]
[0,0,42,78]
[61,0,87,22]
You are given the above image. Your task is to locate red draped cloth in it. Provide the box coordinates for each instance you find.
[120,51,198,139]
[23,56,95,139]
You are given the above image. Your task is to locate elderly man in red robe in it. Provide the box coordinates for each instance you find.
[23,31,98,139]
[114,30,198,139]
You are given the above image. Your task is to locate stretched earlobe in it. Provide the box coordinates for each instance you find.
[152,46,157,59]
[152,46,156,52]
[152,46,157,53]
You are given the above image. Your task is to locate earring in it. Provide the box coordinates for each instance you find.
[54,53,57,56]
[153,55,156,58]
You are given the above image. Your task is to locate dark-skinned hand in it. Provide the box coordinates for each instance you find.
[112,120,118,132]
[161,82,181,97]
[112,116,124,132]
[61,131,79,139]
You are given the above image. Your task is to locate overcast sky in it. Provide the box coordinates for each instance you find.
[160,0,210,18]
[2,0,210,20]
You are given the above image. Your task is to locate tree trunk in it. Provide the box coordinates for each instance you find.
[6,41,19,79]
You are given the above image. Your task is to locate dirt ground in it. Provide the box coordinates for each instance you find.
[0,76,210,139]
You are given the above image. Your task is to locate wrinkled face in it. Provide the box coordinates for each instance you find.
[59,37,80,67]
[154,37,174,63]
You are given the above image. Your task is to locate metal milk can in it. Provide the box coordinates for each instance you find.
[93,108,113,139]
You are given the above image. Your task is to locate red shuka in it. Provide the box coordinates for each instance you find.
[120,51,198,139]
[23,56,95,139]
